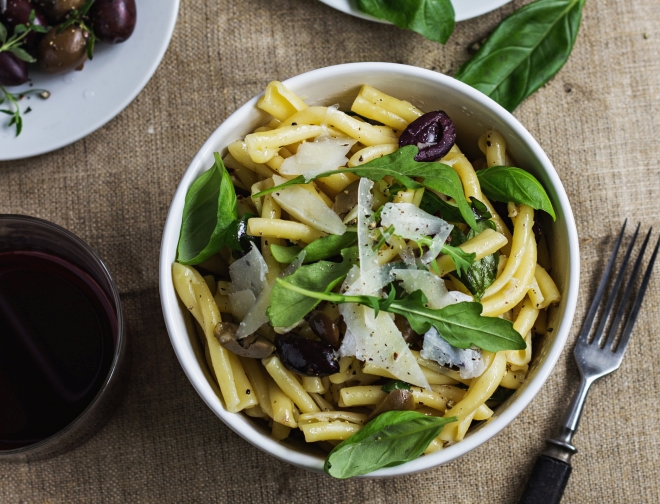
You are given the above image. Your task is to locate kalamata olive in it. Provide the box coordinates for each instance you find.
[0,51,28,86]
[332,180,359,219]
[398,110,457,162]
[214,322,275,359]
[36,0,85,23]
[37,24,88,74]
[305,310,340,349]
[0,0,49,52]
[367,389,415,421]
[394,314,421,346]
[89,0,136,44]
[275,333,339,377]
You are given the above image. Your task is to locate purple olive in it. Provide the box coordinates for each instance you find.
[0,52,29,86]
[275,333,339,377]
[89,0,136,44]
[398,110,457,162]
[36,0,86,24]
[1,0,49,52]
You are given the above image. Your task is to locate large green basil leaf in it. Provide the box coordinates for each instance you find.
[454,0,586,112]
[356,0,455,44]
[476,166,556,220]
[177,153,238,265]
[324,411,457,478]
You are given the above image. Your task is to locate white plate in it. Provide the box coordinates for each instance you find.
[318,0,512,23]
[0,0,180,160]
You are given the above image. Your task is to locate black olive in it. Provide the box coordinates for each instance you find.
[37,24,89,74]
[275,333,339,377]
[0,52,28,86]
[89,0,136,44]
[398,110,457,162]
[231,214,260,259]
[332,180,359,219]
[36,0,86,24]
[394,314,421,346]
[306,310,340,349]
[0,0,49,53]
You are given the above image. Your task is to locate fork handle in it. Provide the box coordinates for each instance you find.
[518,454,572,504]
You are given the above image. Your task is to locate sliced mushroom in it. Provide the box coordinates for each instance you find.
[367,389,415,421]
[214,322,275,359]
[332,180,360,219]
[305,310,340,349]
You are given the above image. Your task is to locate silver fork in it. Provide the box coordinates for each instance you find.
[519,220,660,504]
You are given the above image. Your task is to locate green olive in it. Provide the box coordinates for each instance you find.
[37,0,86,23]
[37,24,89,75]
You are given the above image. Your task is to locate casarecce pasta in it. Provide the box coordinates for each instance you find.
[172,81,561,466]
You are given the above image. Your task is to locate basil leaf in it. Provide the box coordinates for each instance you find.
[324,411,457,478]
[270,244,302,264]
[476,166,556,220]
[267,247,358,327]
[387,293,525,352]
[356,0,455,44]
[381,380,411,393]
[270,232,358,264]
[470,197,492,221]
[455,252,499,301]
[177,153,238,265]
[455,0,586,112]
[255,146,479,232]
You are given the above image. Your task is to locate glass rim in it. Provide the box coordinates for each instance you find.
[0,214,125,457]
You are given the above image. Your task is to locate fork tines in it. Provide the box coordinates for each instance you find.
[578,220,660,354]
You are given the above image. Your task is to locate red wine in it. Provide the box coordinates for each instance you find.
[0,251,116,450]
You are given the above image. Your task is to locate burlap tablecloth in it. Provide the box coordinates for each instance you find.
[2,0,659,501]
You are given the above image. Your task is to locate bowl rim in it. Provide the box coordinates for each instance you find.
[159,62,580,477]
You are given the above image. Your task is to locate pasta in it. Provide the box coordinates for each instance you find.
[171,81,562,469]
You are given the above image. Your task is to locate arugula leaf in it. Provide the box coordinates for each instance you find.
[270,232,358,264]
[0,23,8,45]
[381,380,411,393]
[476,166,556,220]
[356,0,455,45]
[455,0,586,112]
[441,244,476,276]
[275,281,526,352]
[267,247,358,327]
[420,190,463,223]
[470,197,492,221]
[324,411,457,478]
[386,292,524,351]
[255,146,479,232]
[177,153,238,265]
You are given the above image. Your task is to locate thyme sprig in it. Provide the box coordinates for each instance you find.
[58,0,97,60]
[1,87,50,136]
[0,11,48,63]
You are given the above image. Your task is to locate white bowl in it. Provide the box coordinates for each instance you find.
[159,62,579,477]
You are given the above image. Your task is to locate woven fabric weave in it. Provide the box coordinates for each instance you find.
[1,0,660,502]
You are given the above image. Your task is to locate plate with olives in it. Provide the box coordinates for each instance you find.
[0,0,179,160]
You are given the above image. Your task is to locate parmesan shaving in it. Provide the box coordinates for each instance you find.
[391,269,457,309]
[279,137,356,181]
[421,327,485,379]
[380,202,453,263]
[229,243,268,295]
[339,304,430,389]
[270,175,347,235]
